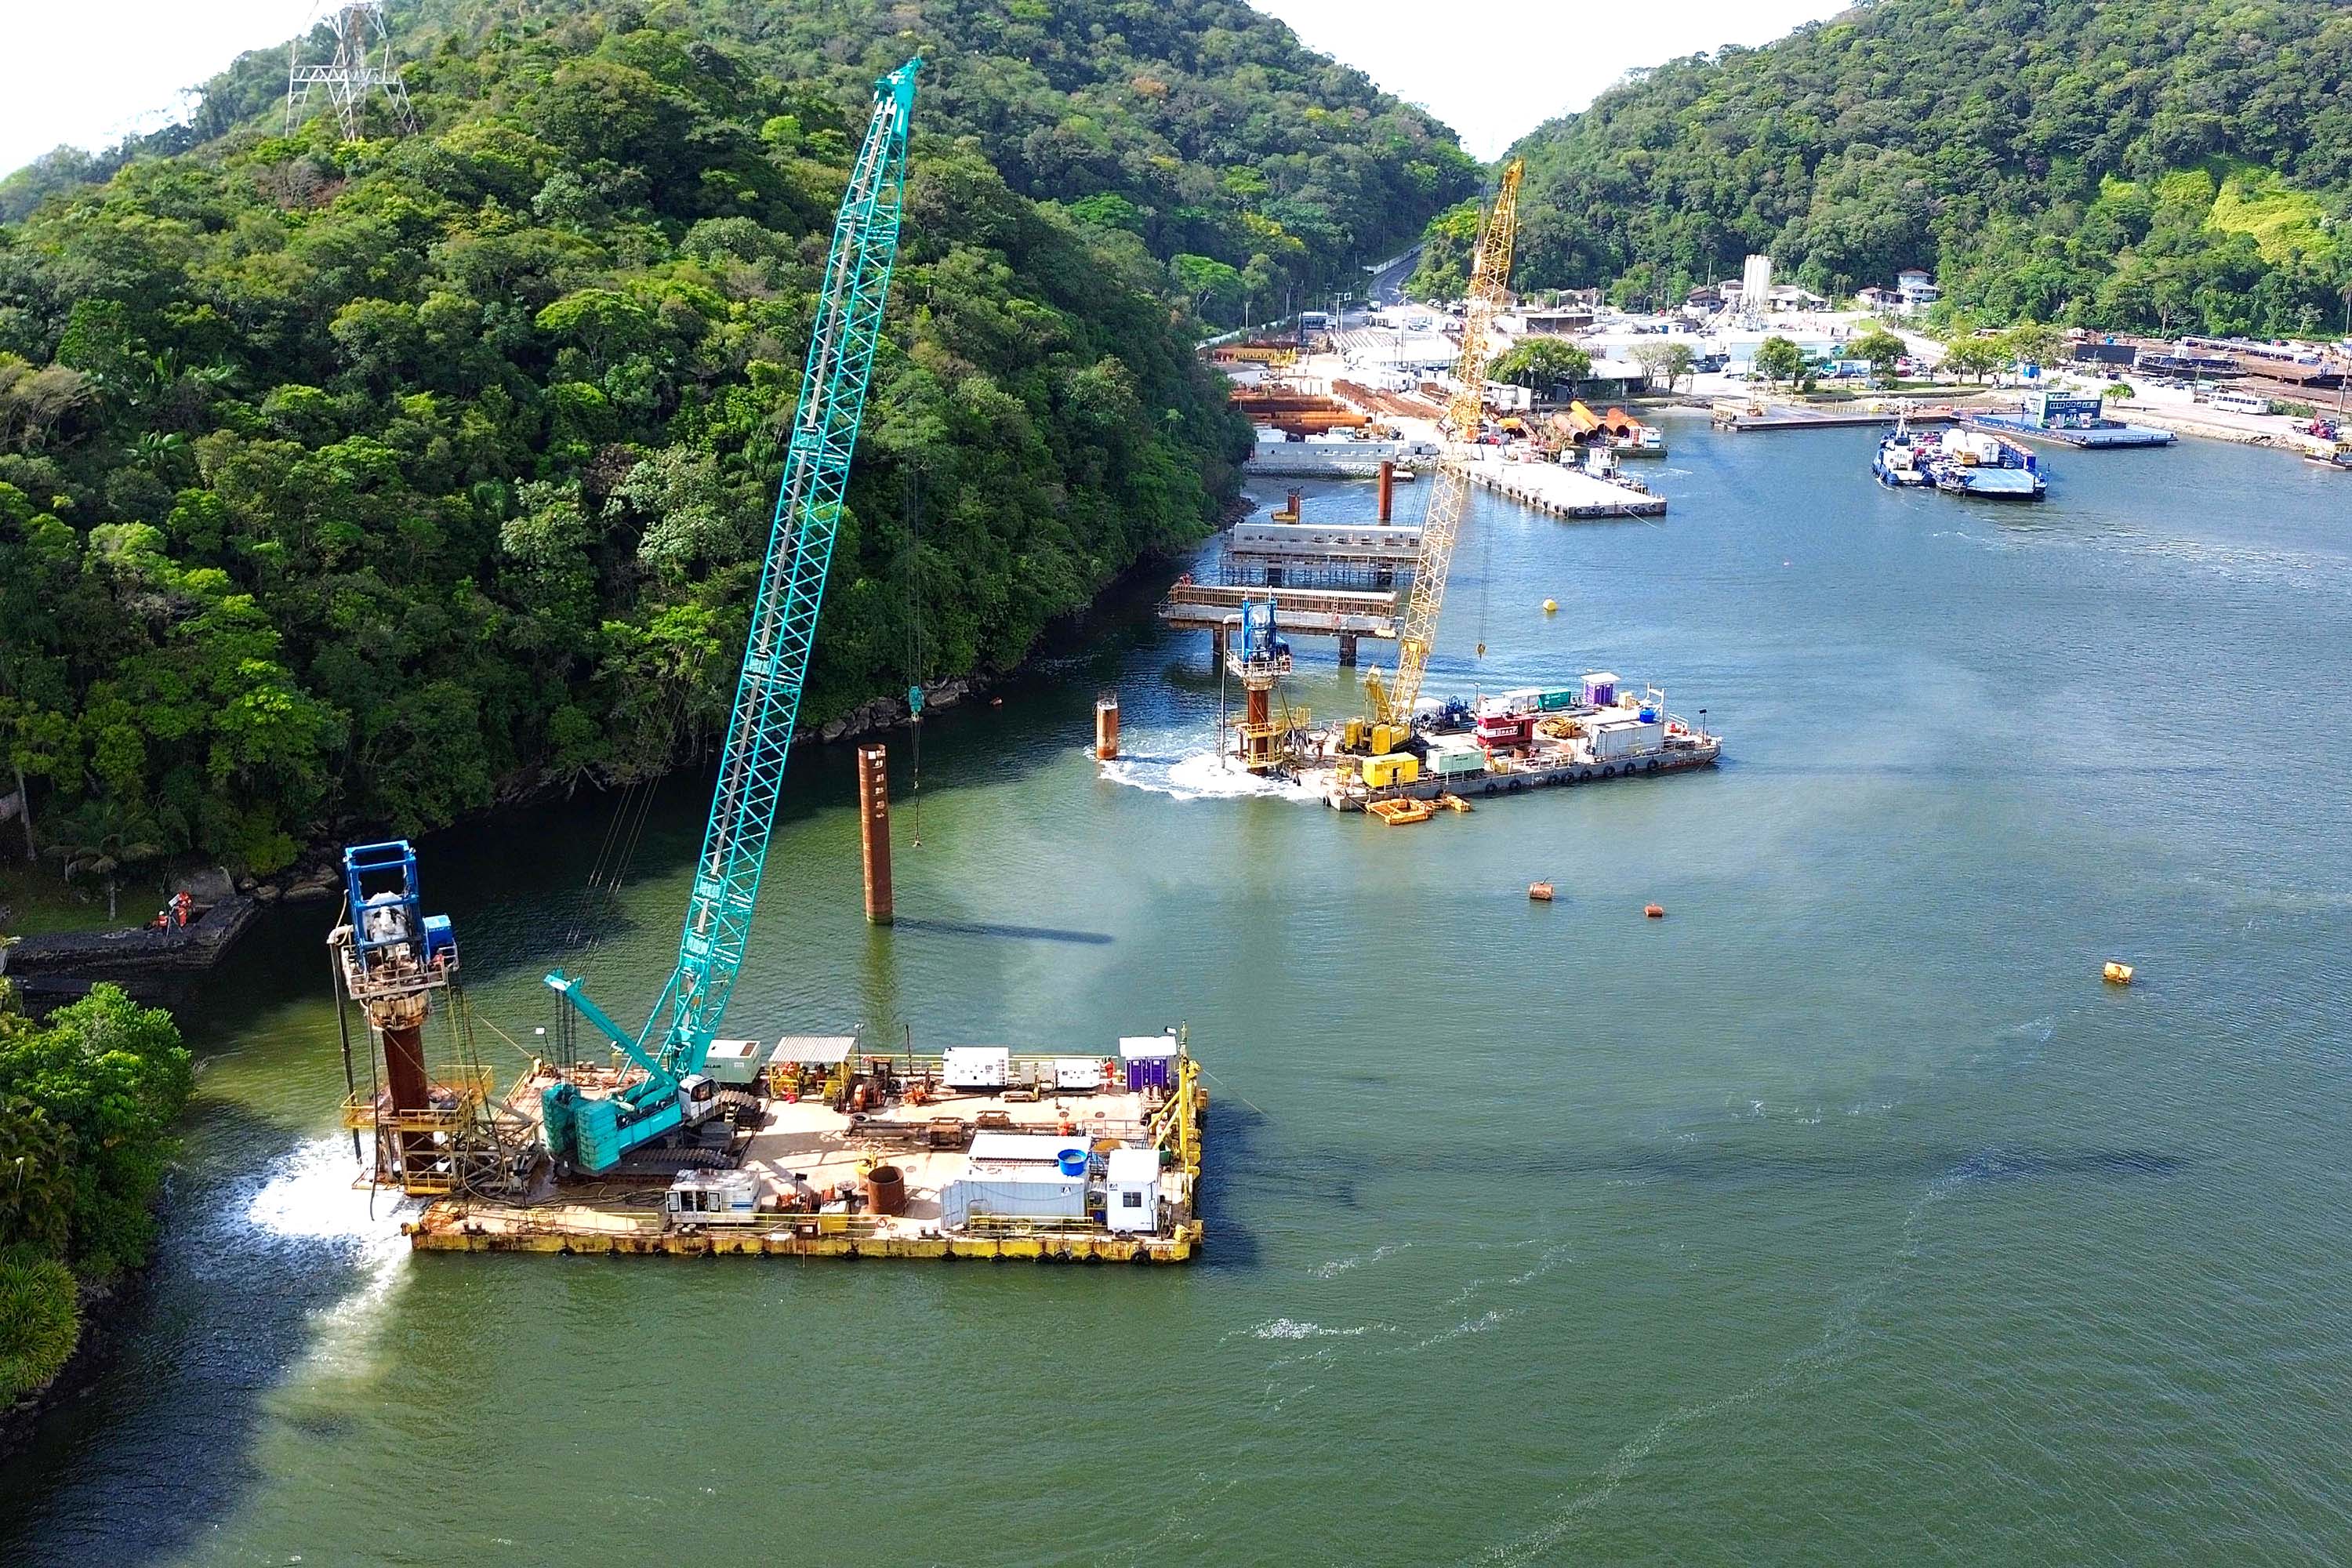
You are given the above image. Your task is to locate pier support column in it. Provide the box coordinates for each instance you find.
[856,744,893,927]
[1338,633,1358,666]
[1094,692,1120,760]
[372,999,432,1178]
[1377,460,1395,523]
[1210,627,1226,668]
[1246,684,1270,730]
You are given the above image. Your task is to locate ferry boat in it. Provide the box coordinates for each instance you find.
[1873,419,1934,486]
[1878,420,2045,499]
[1929,429,2045,499]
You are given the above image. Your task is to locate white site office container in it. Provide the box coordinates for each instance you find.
[939,1171,1087,1230]
[1054,1057,1105,1090]
[1103,1149,1161,1233]
[941,1047,1010,1088]
[1592,720,1665,760]
[667,1169,760,1225]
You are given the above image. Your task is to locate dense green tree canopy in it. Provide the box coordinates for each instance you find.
[0,984,191,1403]
[0,4,1442,872]
[1486,0,2352,336]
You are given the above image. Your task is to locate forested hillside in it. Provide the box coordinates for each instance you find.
[5,1,1477,326]
[1494,0,2352,334]
[0,2,1470,879]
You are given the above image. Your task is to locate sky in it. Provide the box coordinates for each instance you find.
[1,0,1852,178]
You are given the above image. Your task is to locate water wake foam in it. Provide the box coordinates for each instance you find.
[241,1135,419,1381]
[1247,1317,1392,1341]
[1098,746,1319,804]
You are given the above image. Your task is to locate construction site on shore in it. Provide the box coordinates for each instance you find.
[1139,159,1722,825]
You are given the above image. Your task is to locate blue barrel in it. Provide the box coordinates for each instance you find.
[1057,1148,1087,1176]
[1638,707,1657,724]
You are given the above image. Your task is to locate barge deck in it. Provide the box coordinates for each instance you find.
[401,1040,1208,1262]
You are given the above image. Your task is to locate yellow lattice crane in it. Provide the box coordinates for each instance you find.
[1360,159,1524,736]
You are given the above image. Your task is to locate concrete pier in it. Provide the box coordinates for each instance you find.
[1467,457,1668,519]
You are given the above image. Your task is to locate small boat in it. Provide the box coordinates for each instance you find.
[1874,409,1933,486]
[2305,443,2352,472]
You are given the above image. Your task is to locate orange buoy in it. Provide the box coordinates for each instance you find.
[2102,961,2134,985]
[1528,881,1555,902]
[1643,902,1665,919]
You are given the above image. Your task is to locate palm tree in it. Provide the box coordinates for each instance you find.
[47,798,165,924]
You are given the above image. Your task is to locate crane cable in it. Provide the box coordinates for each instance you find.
[902,462,924,848]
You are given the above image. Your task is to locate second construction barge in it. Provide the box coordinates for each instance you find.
[1243,671,1721,817]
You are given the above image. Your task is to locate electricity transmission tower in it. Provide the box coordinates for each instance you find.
[285,1,418,140]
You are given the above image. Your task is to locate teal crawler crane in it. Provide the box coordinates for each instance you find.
[539,58,920,1175]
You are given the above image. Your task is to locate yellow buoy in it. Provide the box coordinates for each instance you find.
[2103,961,2134,985]
[1542,598,1559,613]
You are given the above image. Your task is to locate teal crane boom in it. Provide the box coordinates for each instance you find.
[540,59,920,1174]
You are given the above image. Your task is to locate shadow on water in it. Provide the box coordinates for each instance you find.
[888,918,1114,946]
[1196,1094,1269,1271]
[1751,760,2231,780]
[1350,1135,2192,1189]
[0,1102,386,1568]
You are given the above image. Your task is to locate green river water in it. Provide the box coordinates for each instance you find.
[6,417,2352,1565]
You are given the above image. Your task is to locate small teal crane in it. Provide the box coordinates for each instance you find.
[540,58,921,1174]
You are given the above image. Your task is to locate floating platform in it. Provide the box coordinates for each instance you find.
[1467,456,1666,519]
[1966,412,2172,448]
[404,1044,1208,1263]
[1257,676,1722,811]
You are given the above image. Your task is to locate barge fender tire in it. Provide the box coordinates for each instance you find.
[1646,760,1660,775]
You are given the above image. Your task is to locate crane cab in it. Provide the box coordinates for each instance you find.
[677,1073,721,1125]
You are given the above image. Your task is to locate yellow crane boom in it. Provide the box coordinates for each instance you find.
[1366,159,1523,728]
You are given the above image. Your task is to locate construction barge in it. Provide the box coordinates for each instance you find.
[394,1037,1207,1262]
[1217,645,1721,819]
[325,64,1213,1267]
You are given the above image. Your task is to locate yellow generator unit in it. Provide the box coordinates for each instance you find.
[1341,717,1367,751]
[1363,753,1421,789]
[1369,723,1405,757]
